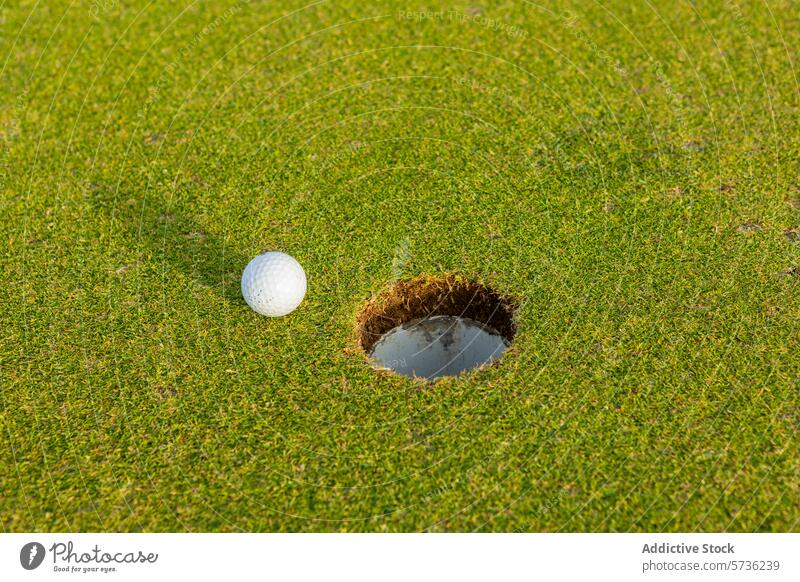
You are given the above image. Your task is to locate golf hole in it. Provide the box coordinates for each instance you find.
[356,275,517,380]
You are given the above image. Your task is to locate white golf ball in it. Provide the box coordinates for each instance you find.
[241,251,307,317]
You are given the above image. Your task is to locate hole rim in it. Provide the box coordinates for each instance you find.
[354,274,520,380]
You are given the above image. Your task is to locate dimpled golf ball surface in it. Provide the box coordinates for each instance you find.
[241,252,307,317]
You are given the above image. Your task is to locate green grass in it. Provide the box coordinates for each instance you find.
[1,0,798,532]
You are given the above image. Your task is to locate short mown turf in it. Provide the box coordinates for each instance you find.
[1,0,798,532]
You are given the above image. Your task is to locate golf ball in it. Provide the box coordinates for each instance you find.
[241,251,307,317]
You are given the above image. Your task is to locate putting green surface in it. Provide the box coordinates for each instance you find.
[2,0,798,532]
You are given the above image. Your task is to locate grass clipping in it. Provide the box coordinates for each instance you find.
[356,274,518,354]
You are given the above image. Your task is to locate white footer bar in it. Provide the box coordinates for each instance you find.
[2,533,797,581]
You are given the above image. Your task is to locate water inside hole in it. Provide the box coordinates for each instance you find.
[368,315,510,380]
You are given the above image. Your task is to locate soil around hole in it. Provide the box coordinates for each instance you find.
[356,274,518,355]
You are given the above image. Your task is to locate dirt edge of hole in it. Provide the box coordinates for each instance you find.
[355,274,519,355]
